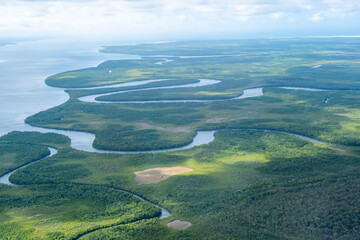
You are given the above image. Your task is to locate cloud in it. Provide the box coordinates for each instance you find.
[271,12,284,20]
[0,0,359,39]
[311,11,325,22]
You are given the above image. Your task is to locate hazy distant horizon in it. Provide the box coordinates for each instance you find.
[2,35,360,50]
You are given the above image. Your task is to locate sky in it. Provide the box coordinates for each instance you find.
[0,0,359,41]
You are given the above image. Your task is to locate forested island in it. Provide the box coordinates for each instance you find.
[1,38,360,239]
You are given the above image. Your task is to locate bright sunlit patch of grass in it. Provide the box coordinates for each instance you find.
[219,152,268,164]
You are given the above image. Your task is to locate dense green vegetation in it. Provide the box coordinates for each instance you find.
[26,86,360,150]
[0,183,160,240]
[0,131,69,176]
[0,143,49,176]
[0,132,161,239]
[0,131,70,146]
[3,38,360,239]
[35,38,360,151]
[2,130,359,239]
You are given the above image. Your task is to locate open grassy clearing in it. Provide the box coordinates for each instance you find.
[134,167,193,184]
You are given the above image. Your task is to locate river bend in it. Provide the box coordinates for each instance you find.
[0,41,348,223]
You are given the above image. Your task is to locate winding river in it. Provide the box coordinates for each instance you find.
[0,40,332,154]
[0,40,345,223]
[0,146,171,219]
[0,147,57,185]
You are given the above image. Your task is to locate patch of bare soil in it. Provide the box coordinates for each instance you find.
[134,167,193,184]
[167,220,192,230]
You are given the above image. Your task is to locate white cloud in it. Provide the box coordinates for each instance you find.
[0,0,359,39]
[311,11,325,22]
[271,12,284,20]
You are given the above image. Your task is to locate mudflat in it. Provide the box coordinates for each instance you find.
[134,167,193,184]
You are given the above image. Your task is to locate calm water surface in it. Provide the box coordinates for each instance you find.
[0,39,140,143]
[0,40,219,152]
[0,39,332,152]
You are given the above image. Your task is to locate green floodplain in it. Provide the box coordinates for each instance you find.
[1,38,360,239]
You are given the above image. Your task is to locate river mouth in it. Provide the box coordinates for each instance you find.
[0,39,339,154]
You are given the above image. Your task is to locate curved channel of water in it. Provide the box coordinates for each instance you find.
[0,41,348,223]
[88,130,216,154]
[0,146,171,218]
[279,87,329,92]
[78,80,263,104]
[33,83,336,154]
[21,126,215,154]
[0,147,57,185]
[78,78,221,103]
[118,188,171,219]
